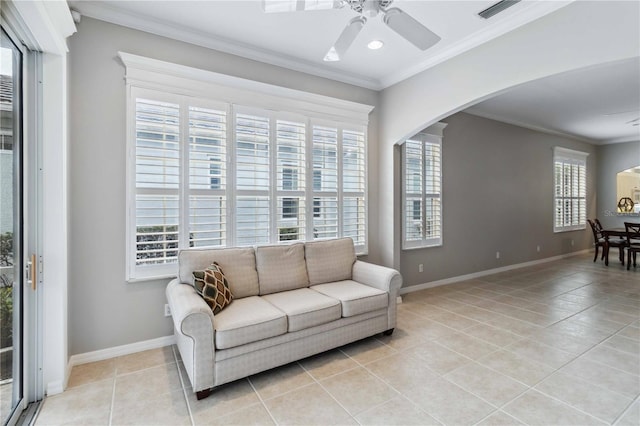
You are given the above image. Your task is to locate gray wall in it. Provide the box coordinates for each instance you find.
[67,17,379,355]
[596,141,640,229]
[400,112,598,288]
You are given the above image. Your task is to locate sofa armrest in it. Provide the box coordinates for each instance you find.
[166,279,215,392]
[352,261,402,331]
[352,260,402,295]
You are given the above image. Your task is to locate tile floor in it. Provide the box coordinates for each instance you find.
[35,253,639,425]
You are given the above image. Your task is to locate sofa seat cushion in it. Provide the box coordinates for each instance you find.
[214,296,287,350]
[311,280,388,317]
[262,288,341,332]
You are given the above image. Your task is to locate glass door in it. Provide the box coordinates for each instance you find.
[0,27,24,425]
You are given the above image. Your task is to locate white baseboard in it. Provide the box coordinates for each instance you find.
[399,249,589,295]
[46,380,64,396]
[68,335,176,368]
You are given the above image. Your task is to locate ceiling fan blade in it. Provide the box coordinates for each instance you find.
[383,7,441,50]
[324,16,366,62]
[262,0,342,13]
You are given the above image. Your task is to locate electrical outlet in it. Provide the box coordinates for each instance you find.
[418,263,423,273]
[496,251,500,259]
[571,239,575,246]
[537,245,541,252]
[164,304,171,317]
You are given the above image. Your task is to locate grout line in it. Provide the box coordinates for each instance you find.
[246,376,280,426]
[108,372,116,426]
[612,394,639,426]
[171,346,195,426]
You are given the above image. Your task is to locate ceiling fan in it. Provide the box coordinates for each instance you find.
[262,0,441,62]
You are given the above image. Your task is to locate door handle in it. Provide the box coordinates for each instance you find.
[26,253,36,290]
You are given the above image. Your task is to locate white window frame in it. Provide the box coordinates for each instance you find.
[401,122,446,250]
[121,53,372,281]
[553,147,588,233]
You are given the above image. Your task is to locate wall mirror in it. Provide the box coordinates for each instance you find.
[617,166,640,213]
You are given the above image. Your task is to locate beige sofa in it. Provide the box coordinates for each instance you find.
[165,237,402,399]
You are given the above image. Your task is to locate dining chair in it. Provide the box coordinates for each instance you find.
[624,222,640,270]
[588,219,626,265]
[587,219,606,262]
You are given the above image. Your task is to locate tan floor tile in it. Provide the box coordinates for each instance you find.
[202,403,275,426]
[477,350,554,386]
[299,348,359,380]
[115,346,176,375]
[375,326,429,351]
[341,336,398,365]
[546,319,613,343]
[503,389,606,425]
[616,399,640,426]
[505,338,576,369]
[617,325,640,342]
[114,362,182,405]
[355,396,440,425]
[444,362,528,407]
[583,344,640,375]
[263,383,356,425]
[187,379,260,424]
[111,388,190,426]
[434,331,500,360]
[464,323,522,347]
[483,316,543,337]
[408,317,459,340]
[34,379,113,426]
[67,358,115,389]
[248,362,314,400]
[476,410,525,426]
[559,357,640,398]
[365,352,439,392]
[425,310,482,331]
[528,329,596,354]
[320,366,398,416]
[403,375,495,425]
[602,334,640,355]
[535,371,632,423]
[404,340,472,374]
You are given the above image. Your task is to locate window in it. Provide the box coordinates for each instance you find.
[402,123,446,249]
[553,147,588,232]
[123,55,371,281]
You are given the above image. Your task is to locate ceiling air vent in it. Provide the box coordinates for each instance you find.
[478,0,521,19]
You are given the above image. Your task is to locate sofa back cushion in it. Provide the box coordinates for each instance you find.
[256,243,309,295]
[179,247,259,299]
[305,237,356,285]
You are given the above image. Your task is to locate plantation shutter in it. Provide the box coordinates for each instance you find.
[235,112,271,245]
[312,125,339,239]
[277,119,306,242]
[134,97,181,269]
[554,147,588,232]
[342,129,366,246]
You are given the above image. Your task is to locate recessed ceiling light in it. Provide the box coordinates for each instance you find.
[367,40,384,50]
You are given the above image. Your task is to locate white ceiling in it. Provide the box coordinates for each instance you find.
[68,0,572,89]
[466,58,640,145]
[68,0,640,145]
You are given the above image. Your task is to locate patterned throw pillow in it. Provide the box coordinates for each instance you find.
[192,262,233,314]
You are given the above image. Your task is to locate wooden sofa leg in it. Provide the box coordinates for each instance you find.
[383,328,394,336]
[196,388,213,400]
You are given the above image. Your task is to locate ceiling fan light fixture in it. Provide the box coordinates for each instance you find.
[362,0,380,18]
[367,40,384,50]
[383,7,441,51]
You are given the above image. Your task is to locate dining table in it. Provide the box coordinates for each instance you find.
[602,228,627,266]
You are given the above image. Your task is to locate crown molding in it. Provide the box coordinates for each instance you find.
[73,0,573,91]
[73,1,382,90]
[379,1,574,88]
[464,109,598,145]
